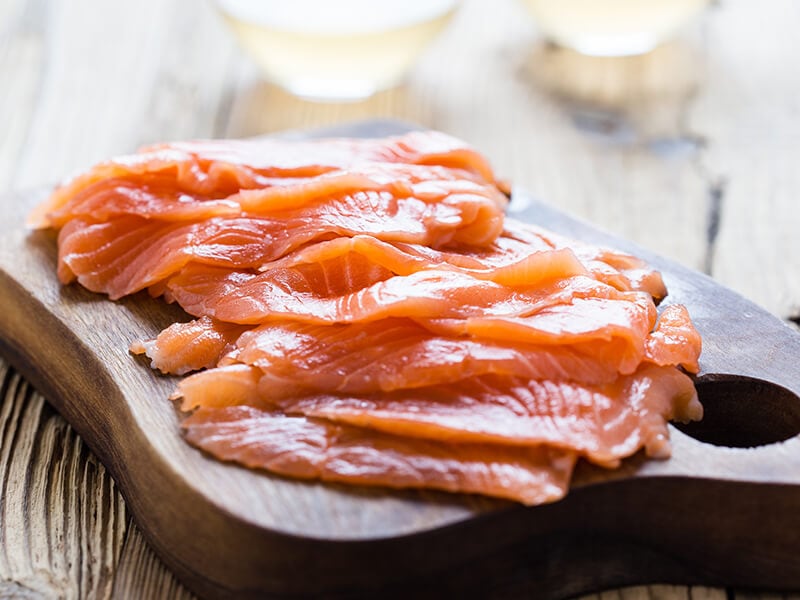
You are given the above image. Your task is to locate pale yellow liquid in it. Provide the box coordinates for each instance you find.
[218,1,458,100]
[522,0,708,56]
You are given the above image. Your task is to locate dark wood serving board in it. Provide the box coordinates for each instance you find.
[1,121,799,599]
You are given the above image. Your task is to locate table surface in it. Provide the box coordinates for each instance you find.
[1,0,799,597]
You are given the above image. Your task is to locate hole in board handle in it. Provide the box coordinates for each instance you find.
[673,375,800,448]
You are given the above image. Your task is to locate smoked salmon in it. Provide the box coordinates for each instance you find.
[152,317,630,386]
[175,363,699,467]
[129,316,251,376]
[57,184,505,299]
[163,266,657,333]
[31,130,703,505]
[30,131,499,228]
[181,406,576,506]
[39,164,505,229]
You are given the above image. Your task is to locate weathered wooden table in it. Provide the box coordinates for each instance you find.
[1,0,798,597]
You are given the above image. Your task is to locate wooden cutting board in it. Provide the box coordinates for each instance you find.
[0,121,799,599]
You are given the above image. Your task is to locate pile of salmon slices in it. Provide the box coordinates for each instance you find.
[31,131,702,505]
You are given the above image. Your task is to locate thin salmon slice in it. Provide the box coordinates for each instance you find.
[233,164,506,214]
[232,306,691,387]
[143,293,696,386]
[164,262,657,347]
[176,364,699,467]
[57,185,504,298]
[129,316,251,375]
[144,130,498,183]
[181,405,576,506]
[31,131,499,228]
[228,319,634,390]
[422,288,656,350]
[144,317,630,381]
[29,148,276,228]
[259,235,588,288]
[58,216,281,295]
[272,365,701,466]
[644,304,702,373]
[172,364,264,409]
[266,227,662,296]
[164,265,528,324]
[40,164,506,229]
[503,219,668,299]
[42,175,242,227]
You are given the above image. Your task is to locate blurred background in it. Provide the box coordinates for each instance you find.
[1,0,798,320]
[1,0,799,597]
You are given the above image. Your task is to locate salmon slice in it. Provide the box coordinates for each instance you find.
[41,175,241,228]
[162,319,633,393]
[181,405,576,506]
[41,164,506,229]
[172,364,264,409]
[422,288,656,347]
[137,308,649,383]
[164,266,520,324]
[57,185,504,299]
[645,304,702,373]
[129,316,251,375]
[166,270,655,375]
[581,247,667,300]
[156,289,695,389]
[226,319,631,391]
[31,131,498,228]
[260,229,660,300]
[145,130,498,183]
[176,364,700,467]
[259,235,588,288]
[503,219,668,299]
[29,148,273,228]
[164,263,656,357]
[233,164,505,214]
[274,364,701,466]
[57,216,280,295]
[172,292,696,405]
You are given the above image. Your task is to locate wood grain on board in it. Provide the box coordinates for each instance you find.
[0,0,799,597]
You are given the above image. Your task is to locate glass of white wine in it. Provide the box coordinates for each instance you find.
[521,0,709,56]
[215,0,460,101]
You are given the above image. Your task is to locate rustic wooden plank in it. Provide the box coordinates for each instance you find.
[0,0,45,193]
[688,0,800,321]
[689,588,731,600]
[0,361,126,598]
[112,526,196,600]
[579,582,728,599]
[11,0,240,190]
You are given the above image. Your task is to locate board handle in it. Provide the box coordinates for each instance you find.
[649,371,800,485]
[678,373,800,449]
